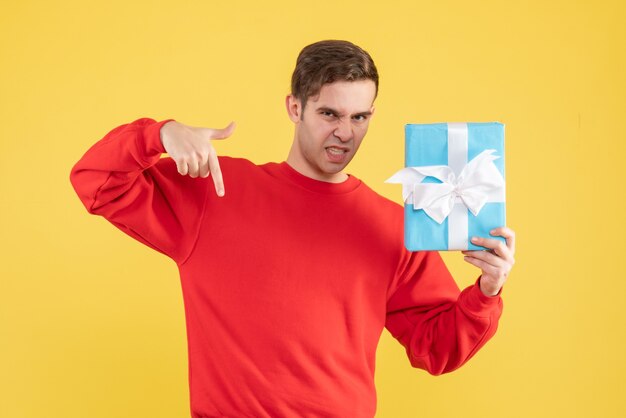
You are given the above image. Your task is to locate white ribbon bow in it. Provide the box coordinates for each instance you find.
[386,149,505,224]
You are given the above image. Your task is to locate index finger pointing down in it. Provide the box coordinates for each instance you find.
[208,148,224,197]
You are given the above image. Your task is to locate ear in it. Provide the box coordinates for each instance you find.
[370,106,376,119]
[286,95,302,123]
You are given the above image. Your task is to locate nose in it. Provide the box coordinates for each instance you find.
[333,118,354,142]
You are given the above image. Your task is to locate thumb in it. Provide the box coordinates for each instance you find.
[209,121,236,140]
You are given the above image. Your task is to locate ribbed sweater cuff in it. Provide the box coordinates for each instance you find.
[142,118,176,157]
[460,276,503,317]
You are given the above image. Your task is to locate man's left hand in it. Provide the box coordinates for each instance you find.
[462,226,516,297]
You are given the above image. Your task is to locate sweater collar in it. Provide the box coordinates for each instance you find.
[266,161,361,194]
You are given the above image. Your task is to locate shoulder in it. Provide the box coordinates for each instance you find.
[152,155,264,189]
[216,155,259,171]
[157,155,266,178]
[216,156,274,184]
[354,177,403,214]
[346,176,405,236]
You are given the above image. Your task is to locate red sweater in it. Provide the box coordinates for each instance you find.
[70,118,503,418]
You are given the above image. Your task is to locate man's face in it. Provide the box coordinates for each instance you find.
[286,79,377,182]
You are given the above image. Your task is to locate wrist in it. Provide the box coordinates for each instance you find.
[159,119,177,147]
[479,276,501,297]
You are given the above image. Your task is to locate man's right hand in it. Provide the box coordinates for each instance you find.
[160,120,236,197]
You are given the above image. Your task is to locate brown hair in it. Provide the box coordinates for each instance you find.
[291,40,379,112]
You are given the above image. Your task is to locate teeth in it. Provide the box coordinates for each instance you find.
[327,147,346,154]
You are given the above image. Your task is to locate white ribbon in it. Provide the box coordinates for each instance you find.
[386,149,505,224]
[385,122,505,250]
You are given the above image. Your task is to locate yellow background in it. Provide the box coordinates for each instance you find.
[1,0,625,417]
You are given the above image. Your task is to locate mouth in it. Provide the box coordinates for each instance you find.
[325,146,349,155]
[325,146,349,163]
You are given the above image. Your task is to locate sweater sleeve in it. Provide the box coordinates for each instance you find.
[385,250,503,376]
[69,117,210,265]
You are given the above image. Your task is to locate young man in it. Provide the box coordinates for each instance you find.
[70,40,515,418]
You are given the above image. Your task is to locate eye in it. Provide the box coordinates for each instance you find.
[320,111,337,118]
[353,115,368,122]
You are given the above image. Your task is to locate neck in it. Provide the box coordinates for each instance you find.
[286,147,348,184]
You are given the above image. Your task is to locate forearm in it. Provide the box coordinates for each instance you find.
[68,117,208,264]
[386,278,502,376]
[69,117,174,213]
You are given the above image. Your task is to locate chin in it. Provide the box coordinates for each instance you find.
[321,163,346,174]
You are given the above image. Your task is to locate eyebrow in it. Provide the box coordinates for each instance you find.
[316,106,373,118]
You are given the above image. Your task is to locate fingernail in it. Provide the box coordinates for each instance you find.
[217,189,224,197]
[471,237,478,242]
[490,229,496,234]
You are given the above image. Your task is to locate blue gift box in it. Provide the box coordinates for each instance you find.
[387,122,506,251]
